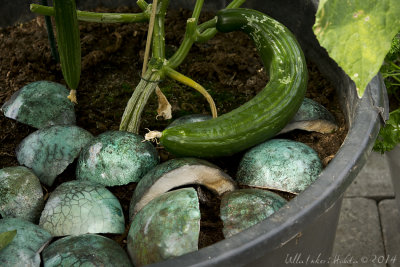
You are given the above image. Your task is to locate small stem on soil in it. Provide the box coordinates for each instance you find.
[30,4,150,23]
[164,66,217,118]
[41,0,59,62]
[68,90,78,104]
[142,0,158,75]
[137,0,149,12]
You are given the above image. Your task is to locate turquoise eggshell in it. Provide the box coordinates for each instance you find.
[1,81,76,129]
[39,180,125,236]
[166,114,212,129]
[127,188,200,266]
[42,234,132,267]
[237,139,322,194]
[220,189,287,238]
[0,218,52,267]
[76,131,159,186]
[0,166,44,223]
[129,158,236,222]
[16,125,93,186]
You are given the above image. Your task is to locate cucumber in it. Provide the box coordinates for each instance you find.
[160,8,307,157]
[53,0,81,90]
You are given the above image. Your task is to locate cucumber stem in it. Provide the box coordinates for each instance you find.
[41,0,59,62]
[30,4,150,23]
[164,66,217,118]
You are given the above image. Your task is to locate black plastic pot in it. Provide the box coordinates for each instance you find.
[2,0,389,266]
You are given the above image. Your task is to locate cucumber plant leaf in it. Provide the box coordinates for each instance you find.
[313,0,400,97]
[0,230,17,251]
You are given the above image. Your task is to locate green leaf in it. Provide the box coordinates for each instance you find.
[0,230,17,251]
[374,109,400,153]
[313,0,400,97]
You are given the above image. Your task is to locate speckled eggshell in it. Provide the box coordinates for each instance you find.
[42,234,132,267]
[127,188,200,266]
[16,125,93,186]
[0,166,44,223]
[0,218,52,267]
[1,81,76,129]
[76,131,159,186]
[236,139,322,194]
[220,188,287,238]
[39,180,125,236]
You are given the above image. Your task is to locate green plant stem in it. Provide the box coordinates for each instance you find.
[30,4,150,23]
[120,69,162,133]
[41,0,59,62]
[166,0,245,69]
[152,0,170,59]
[137,0,149,12]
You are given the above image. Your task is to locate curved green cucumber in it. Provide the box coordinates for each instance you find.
[54,0,81,90]
[160,8,308,157]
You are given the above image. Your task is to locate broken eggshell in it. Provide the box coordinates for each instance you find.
[1,81,76,129]
[220,188,288,238]
[127,188,200,266]
[16,125,93,186]
[42,234,132,267]
[236,139,322,194]
[279,98,338,134]
[0,218,52,267]
[129,157,236,221]
[39,180,125,236]
[76,131,159,186]
[0,166,44,223]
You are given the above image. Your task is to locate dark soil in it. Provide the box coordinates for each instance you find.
[0,7,347,250]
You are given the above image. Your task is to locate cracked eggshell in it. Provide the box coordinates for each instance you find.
[0,166,44,223]
[76,131,159,186]
[1,81,75,129]
[127,188,200,267]
[279,98,338,134]
[42,234,132,267]
[16,125,93,186]
[39,180,125,236]
[237,139,322,194]
[0,218,52,267]
[220,188,287,238]
[129,157,236,221]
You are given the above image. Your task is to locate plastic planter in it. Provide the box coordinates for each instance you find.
[2,0,389,266]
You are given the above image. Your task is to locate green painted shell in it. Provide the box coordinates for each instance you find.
[16,125,93,186]
[0,218,52,267]
[76,131,159,186]
[0,166,44,223]
[42,234,132,267]
[129,157,236,221]
[160,8,307,157]
[127,188,200,266]
[236,139,322,194]
[39,180,125,236]
[220,188,287,238]
[1,81,75,129]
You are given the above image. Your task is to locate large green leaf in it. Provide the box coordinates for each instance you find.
[313,0,400,97]
[0,230,17,251]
